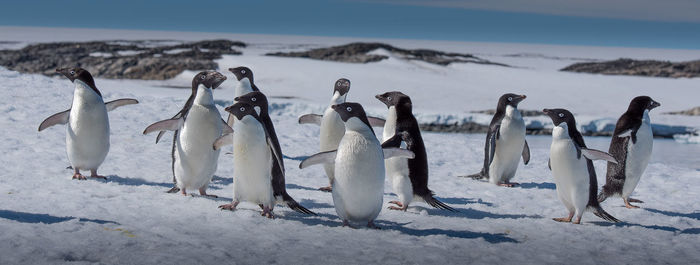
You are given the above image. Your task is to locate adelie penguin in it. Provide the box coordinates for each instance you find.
[376,91,455,212]
[39,67,138,180]
[143,71,231,197]
[214,92,315,217]
[226,66,259,126]
[463,93,530,187]
[598,96,660,209]
[300,102,414,229]
[298,78,385,191]
[544,108,620,224]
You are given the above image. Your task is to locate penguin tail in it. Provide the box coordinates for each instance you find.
[597,190,610,203]
[423,194,458,212]
[590,206,620,223]
[282,194,316,215]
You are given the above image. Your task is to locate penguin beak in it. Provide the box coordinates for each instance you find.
[331,104,339,110]
[650,101,661,110]
[542,108,551,115]
[228,67,243,81]
[234,96,241,101]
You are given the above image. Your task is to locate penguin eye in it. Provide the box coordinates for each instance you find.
[337,81,341,86]
[387,97,392,101]
[346,106,352,112]
[508,97,513,101]
[558,113,564,118]
[240,107,245,112]
[251,97,256,102]
[200,75,206,80]
[70,71,76,75]
[241,70,246,74]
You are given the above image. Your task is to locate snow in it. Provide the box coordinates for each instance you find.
[1,27,699,264]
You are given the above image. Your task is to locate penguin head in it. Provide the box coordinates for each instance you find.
[499,93,526,109]
[235,91,268,115]
[333,78,351,96]
[543,108,576,127]
[376,91,412,111]
[225,102,259,122]
[56,67,100,96]
[229,66,253,82]
[331,102,374,132]
[629,96,661,112]
[192,71,227,89]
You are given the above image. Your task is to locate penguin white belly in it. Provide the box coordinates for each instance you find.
[550,130,590,213]
[232,119,274,207]
[320,108,345,182]
[489,115,525,183]
[174,104,222,190]
[66,90,110,170]
[622,119,653,197]
[333,131,385,223]
[382,107,413,205]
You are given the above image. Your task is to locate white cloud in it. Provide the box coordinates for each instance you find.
[372,0,700,23]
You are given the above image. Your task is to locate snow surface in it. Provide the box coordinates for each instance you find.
[1,27,699,264]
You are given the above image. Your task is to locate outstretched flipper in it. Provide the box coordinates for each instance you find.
[299,150,337,169]
[581,148,617,164]
[367,116,386,127]
[38,110,70,131]
[143,118,184,135]
[105,98,139,111]
[298,114,323,125]
[213,132,234,150]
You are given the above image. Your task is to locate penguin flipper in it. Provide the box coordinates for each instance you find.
[299,150,337,169]
[367,116,386,127]
[213,132,234,150]
[383,147,415,159]
[298,114,323,125]
[221,119,234,134]
[38,109,70,131]
[143,118,184,135]
[226,113,235,127]
[105,98,138,111]
[487,126,499,167]
[581,148,617,164]
[522,139,531,165]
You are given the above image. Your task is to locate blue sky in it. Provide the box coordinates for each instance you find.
[1,0,699,49]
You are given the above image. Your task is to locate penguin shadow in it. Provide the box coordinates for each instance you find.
[679,228,700,234]
[643,208,700,221]
[588,221,682,233]
[104,175,172,188]
[439,197,495,207]
[0,209,118,225]
[283,155,308,161]
[296,199,334,209]
[518,182,556,190]
[375,220,518,243]
[285,183,321,192]
[457,208,541,220]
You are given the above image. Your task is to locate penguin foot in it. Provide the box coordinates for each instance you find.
[628,198,644,203]
[497,182,519,187]
[89,169,106,179]
[367,221,381,230]
[198,188,218,198]
[342,220,356,228]
[553,212,574,223]
[72,173,87,180]
[318,186,332,192]
[219,201,239,211]
[261,206,274,219]
[624,198,641,208]
[388,201,407,211]
[166,186,180,193]
[180,188,187,196]
[572,216,582,224]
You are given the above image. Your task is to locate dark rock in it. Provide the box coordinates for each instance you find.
[561,58,700,78]
[266,42,509,67]
[0,39,245,80]
[664,106,700,116]
[471,109,545,117]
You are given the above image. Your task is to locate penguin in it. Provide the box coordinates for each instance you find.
[375,91,455,212]
[143,71,229,197]
[214,91,315,215]
[299,102,414,229]
[226,66,259,126]
[543,108,620,224]
[463,93,530,187]
[598,96,661,208]
[298,78,385,191]
[39,67,138,180]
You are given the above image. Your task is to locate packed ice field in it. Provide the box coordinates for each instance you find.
[0,27,698,264]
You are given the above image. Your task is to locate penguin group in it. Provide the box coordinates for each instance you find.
[39,66,661,228]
